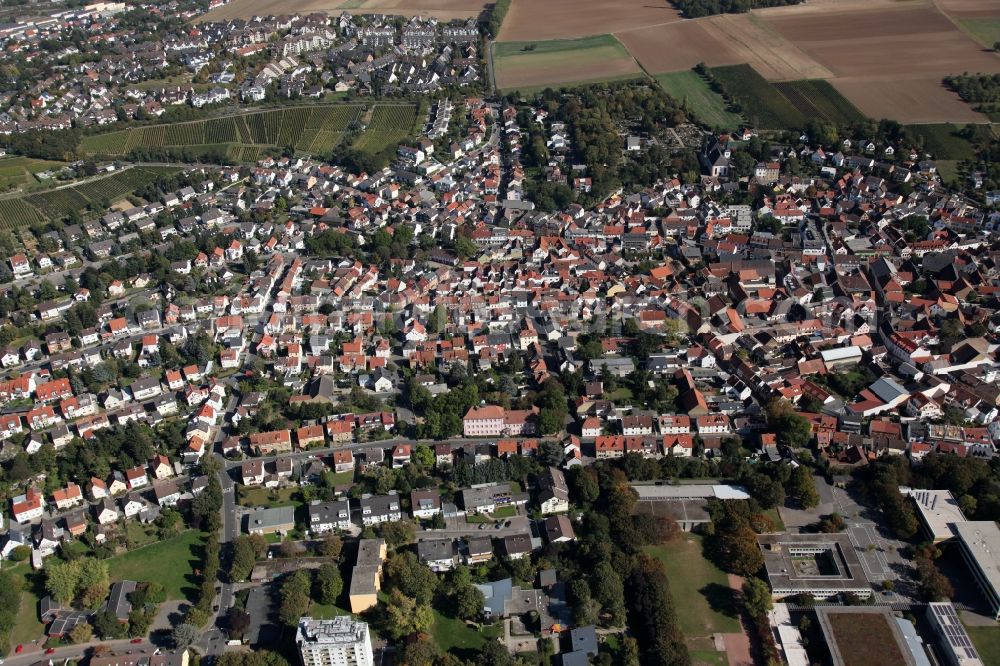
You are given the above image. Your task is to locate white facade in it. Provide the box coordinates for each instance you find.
[297,617,373,666]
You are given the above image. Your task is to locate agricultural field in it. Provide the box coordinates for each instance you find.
[353,104,418,156]
[0,156,65,193]
[655,70,743,130]
[493,35,641,92]
[197,0,486,22]
[708,65,806,129]
[496,0,998,124]
[0,165,180,227]
[498,0,683,42]
[905,124,979,161]
[79,105,367,160]
[771,80,866,126]
[760,1,1000,123]
[0,198,42,230]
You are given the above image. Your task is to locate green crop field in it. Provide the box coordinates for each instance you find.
[959,18,1000,49]
[656,70,743,130]
[906,124,978,161]
[79,104,373,161]
[772,80,867,126]
[0,198,42,229]
[0,165,180,225]
[709,65,807,129]
[353,104,418,156]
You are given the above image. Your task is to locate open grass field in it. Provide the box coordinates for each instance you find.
[655,70,743,130]
[5,564,45,652]
[644,536,741,644]
[824,611,906,665]
[494,35,640,92]
[709,65,807,129]
[905,124,978,160]
[498,0,683,42]
[965,624,1000,664]
[197,0,486,22]
[79,105,367,160]
[108,530,205,601]
[0,156,64,192]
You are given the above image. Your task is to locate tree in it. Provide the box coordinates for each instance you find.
[741,578,772,618]
[230,535,258,582]
[765,399,812,448]
[567,579,599,626]
[317,533,343,559]
[226,608,252,641]
[590,562,626,626]
[386,552,438,605]
[69,622,93,644]
[314,564,343,605]
[45,559,81,605]
[454,583,485,621]
[538,408,565,436]
[789,467,820,509]
[479,640,514,666]
[398,637,440,666]
[78,558,110,608]
[172,623,199,649]
[379,520,416,548]
[384,589,434,640]
[94,609,127,639]
[279,570,312,626]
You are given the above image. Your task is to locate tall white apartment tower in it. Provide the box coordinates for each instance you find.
[296,617,374,666]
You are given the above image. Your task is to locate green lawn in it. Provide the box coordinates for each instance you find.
[330,470,355,486]
[107,530,205,601]
[239,486,301,508]
[966,625,1000,664]
[492,506,517,519]
[959,18,1000,48]
[645,535,740,641]
[431,611,503,653]
[4,564,45,652]
[764,508,785,532]
[310,602,350,620]
[656,70,743,130]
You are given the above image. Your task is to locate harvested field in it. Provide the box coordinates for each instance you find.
[493,35,641,92]
[498,0,683,42]
[761,1,1000,122]
[831,77,986,124]
[197,0,486,22]
[618,13,830,81]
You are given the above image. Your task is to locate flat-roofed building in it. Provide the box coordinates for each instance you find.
[953,521,1000,621]
[349,538,386,613]
[296,616,373,666]
[926,602,983,666]
[758,533,873,601]
[901,487,966,543]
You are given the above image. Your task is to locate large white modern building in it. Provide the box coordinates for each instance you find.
[296,617,373,666]
[952,521,1000,621]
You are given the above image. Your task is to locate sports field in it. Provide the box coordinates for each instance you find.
[493,34,641,92]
